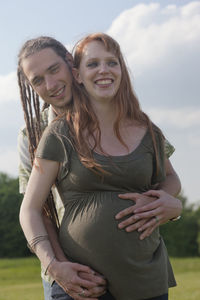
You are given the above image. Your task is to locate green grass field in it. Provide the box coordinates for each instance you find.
[0,257,43,300]
[0,257,200,300]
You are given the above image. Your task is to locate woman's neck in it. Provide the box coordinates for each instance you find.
[91,100,117,129]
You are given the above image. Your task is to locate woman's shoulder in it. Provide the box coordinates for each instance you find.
[36,117,70,162]
[44,117,70,137]
[151,122,163,135]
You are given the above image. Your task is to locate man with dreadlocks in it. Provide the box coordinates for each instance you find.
[17,36,108,300]
[17,36,181,300]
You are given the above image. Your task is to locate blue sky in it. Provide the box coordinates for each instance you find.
[0,0,192,73]
[0,0,199,204]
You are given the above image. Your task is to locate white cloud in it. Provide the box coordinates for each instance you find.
[0,72,19,102]
[0,148,19,176]
[188,133,200,147]
[106,2,200,203]
[65,43,74,53]
[107,2,200,75]
[107,2,200,110]
[147,107,200,129]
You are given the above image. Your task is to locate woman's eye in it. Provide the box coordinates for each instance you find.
[87,62,98,68]
[108,61,118,67]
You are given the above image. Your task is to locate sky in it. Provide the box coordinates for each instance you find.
[0,0,199,205]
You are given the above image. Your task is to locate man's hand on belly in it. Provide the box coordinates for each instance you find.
[48,259,106,300]
[79,271,107,298]
[115,190,182,240]
[115,192,157,240]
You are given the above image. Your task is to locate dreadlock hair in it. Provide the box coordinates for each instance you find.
[67,32,164,176]
[17,36,72,230]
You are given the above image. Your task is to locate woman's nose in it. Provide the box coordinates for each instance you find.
[98,62,109,74]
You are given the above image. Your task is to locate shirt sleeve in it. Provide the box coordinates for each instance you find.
[17,128,32,194]
[36,120,70,183]
[164,139,175,158]
[36,126,65,162]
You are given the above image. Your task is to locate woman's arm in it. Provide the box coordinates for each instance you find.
[19,158,105,300]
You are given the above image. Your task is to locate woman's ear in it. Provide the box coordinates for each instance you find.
[72,67,82,84]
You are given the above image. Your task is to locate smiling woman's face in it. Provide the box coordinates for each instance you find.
[75,40,122,104]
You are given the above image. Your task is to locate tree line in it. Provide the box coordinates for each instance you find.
[0,172,199,258]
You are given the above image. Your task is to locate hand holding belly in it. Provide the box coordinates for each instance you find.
[48,259,106,299]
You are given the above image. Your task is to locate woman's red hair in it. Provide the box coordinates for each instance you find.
[66,33,163,176]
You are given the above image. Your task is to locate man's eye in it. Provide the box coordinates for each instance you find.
[33,78,43,86]
[51,66,59,73]
[87,62,98,68]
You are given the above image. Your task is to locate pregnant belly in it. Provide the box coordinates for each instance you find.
[59,191,160,270]
[58,191,169,300]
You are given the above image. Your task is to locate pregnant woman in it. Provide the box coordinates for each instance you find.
[20,33,180,300]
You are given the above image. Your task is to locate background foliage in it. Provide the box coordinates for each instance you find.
[0,173,30,257]
[0,172,199,258]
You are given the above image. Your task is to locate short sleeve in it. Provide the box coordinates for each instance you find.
[36,127,65,162]
[164,139,175,158]
[36,119,71,182]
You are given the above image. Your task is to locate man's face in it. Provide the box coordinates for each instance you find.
[22,48,73,113]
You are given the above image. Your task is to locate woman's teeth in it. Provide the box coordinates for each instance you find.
[96,79,112,85]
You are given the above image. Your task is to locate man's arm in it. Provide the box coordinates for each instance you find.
[18,128,32,193]
[115,158,182,239]
[42,214,67,261]
[152,159,181,196]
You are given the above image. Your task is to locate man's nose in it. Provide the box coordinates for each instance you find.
[45,76,56,91]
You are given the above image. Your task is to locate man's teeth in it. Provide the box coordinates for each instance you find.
[96,79,112,85]
[53,87,65,96]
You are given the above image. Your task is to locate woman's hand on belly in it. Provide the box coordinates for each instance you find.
[48,259,106,299]
[115,193,157,240]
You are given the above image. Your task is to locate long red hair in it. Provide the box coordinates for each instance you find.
[66,33,163,175]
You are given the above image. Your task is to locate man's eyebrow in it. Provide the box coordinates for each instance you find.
[31,63,60,84]
[47,62,60,71]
